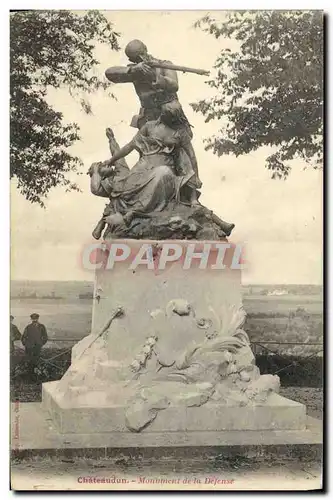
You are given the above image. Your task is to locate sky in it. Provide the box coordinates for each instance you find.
[10,10,323,284]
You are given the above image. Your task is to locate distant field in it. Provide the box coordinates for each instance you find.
[243,295,323,315]
[10,280,323,355]
[10,280,94,299]
[10,290,323,356]
[10,298,92,342]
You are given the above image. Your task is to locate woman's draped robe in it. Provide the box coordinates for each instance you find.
[92,121,202,222]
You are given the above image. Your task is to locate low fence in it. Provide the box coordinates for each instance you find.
[250,341,323,387]
[38,338,324,358]
[251,341,323,356]
[42,339,324,348]
[11,339,323,388]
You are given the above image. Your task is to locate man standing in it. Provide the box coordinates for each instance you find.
[22,313,48,373]
[105,39,191,132]
[10,315,21,354]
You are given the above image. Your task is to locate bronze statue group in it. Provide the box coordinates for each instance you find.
[89,40,207,240]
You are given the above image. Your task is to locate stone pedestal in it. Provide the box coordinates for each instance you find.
[43,239,306,439]
[42,381,306,435]
[91,239,242,363]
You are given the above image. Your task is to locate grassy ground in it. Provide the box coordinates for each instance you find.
[245,314,323,356]
[280,387,323,419]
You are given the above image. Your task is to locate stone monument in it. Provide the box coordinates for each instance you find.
[42,40,306,442]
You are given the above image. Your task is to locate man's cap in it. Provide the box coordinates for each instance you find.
[10,315,14,320]
[30,313,40,319]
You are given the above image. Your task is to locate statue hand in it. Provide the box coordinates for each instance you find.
[106,128,114,141]
[105,213,125,227]
[100,163,115,178]
[99,159,114,168]
[130,62,155,80]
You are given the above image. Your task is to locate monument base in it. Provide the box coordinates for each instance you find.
[43,380,306,435]
[42,240,307,439]
[11,402,322,464]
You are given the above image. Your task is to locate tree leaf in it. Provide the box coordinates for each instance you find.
[192,11,323,177]
[10,10,120,205]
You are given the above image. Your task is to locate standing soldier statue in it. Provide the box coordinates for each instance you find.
[90,39,234,240]
[105,39,207,131]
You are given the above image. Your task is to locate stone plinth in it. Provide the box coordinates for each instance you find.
[42,381,306,434]
[89,239,242,363]
[42,239,307,438]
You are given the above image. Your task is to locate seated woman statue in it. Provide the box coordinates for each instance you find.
[89,101,202,238]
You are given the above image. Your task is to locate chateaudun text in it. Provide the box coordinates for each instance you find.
[77,476,235,486]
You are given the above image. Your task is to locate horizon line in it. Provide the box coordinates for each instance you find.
[10,279,323,286]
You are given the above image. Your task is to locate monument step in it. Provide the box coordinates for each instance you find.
[42,381,307,435]
[11,402,322,462]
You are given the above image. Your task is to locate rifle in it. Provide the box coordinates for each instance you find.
[137,56,209,76]
[76,306,124,361]
[147,61,210,77]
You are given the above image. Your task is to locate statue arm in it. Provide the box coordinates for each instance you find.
[154,63,179,92]
[105,66,134,83]
[106,141,136,169]
[102,124,150,175]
